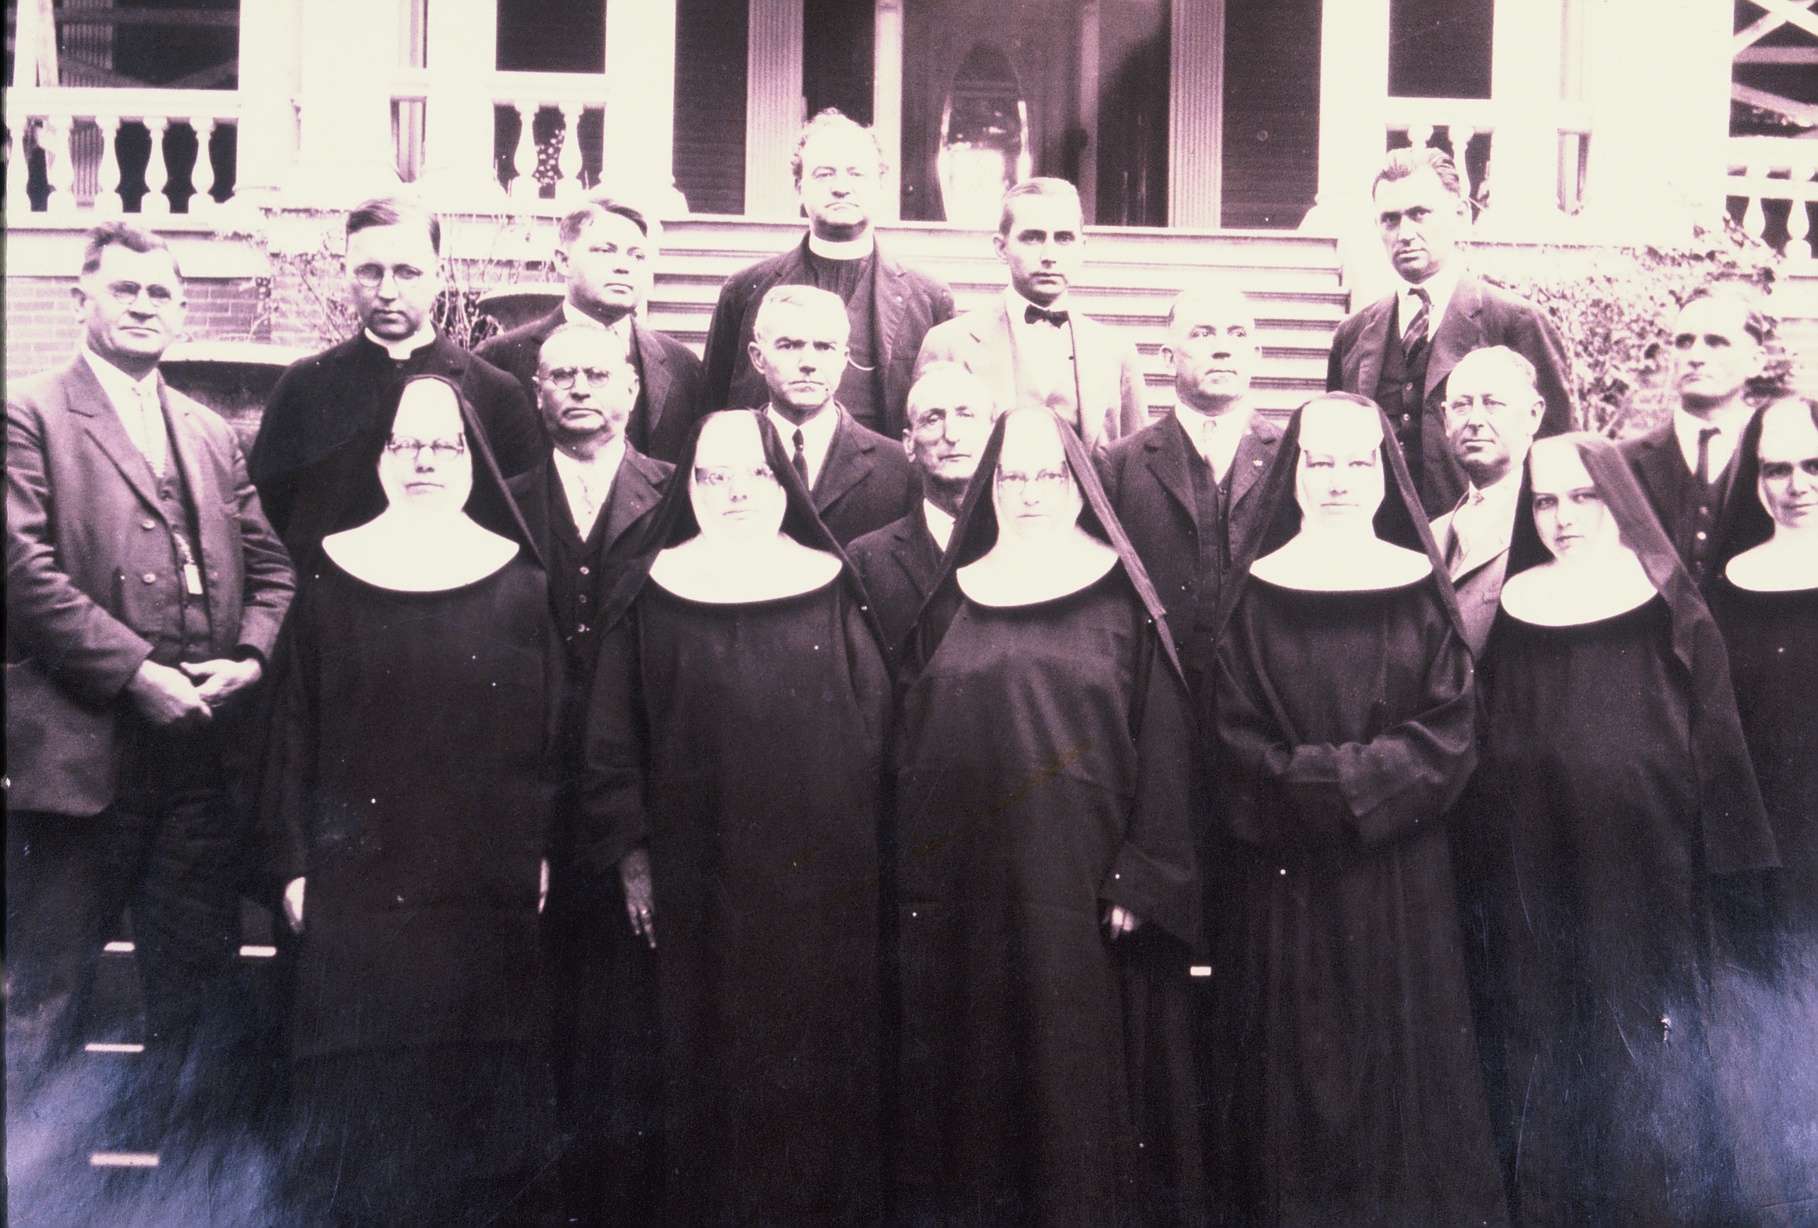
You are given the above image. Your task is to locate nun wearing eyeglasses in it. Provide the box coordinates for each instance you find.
[1473,433,1777,1225]
[262,374,564,1225]
[1204,393,1507,1227]
[580,408,890,1226]
[889,407,1200,1226]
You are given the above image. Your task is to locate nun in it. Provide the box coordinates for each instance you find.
[889,406,1200,1225]
[262,374,562,1225]
[1205,393,1507,1226]
[1476,432,1777,1224]
[580,409,890,1226]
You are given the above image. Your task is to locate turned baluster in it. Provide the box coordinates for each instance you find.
[555,101,585,200]
[95,115,124,215]
[142,116,172,215]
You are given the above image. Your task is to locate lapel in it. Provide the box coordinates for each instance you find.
[1626,425,1682,511]
[66,359,161,511]
[632,322,673,428]
[1353,294,1397,399]
[514,457,563,551]
[871,241,909,377]
[601,446,665,551]
[813,408,871,512]
[979,300,1020,407]
[1425,274,1487,402]
[1229,415,1281,511]
[893,505,942,601]
[163,384,220,513]
[1144,414,1198,525]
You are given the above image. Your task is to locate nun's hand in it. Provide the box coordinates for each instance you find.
[1103,904,1143,939]
[620,847,656,949]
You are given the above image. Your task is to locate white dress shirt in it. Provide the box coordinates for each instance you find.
[551,437,627,539]
[561,302,635,363]
[365,325,438,360]
[768,403,839,490]
[1398,266,1458,341]
[1673,402,1753,481]
[1174,404,1254,484]
[1005,286,1076,403]
[83,346,168,476]
[1444,465,1523,577]
[923,500,956,553]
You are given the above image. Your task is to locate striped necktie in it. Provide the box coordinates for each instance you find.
[1403,286,1431,362]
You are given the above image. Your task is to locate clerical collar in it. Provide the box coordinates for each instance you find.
[364,325,438,361]
[923,499,956,552]
[1672,400,1754,479]
[807,231,876,262]
[1398,266,1458,335]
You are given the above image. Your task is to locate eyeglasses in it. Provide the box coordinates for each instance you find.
[544,366,628,390]
[995,468,1071,495]
[104,281,179,307]
[351,262,428,288]
[384,434,466,460]
[693,465,779,489]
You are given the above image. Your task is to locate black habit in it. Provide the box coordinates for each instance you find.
[805,405,921,546]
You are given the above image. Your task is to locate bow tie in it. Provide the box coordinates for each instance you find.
[1025,304,1069,327]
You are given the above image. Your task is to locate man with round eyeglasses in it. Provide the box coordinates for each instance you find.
[249,195,543,564]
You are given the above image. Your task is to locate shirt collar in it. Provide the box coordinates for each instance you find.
[364,325,439,361]
[562,301,635,337]
[552,435,627,487]
[82,345,159,409]
[922,499,956,553]
[1469,464,1524,520]
[1173,402,1252,466]
[1399,265,1458,332]
[1673,402,1754,477]
[768,402,840,486]
[807,231,876,262]
[1007,285,1072,324]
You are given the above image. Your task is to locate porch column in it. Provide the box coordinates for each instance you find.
[1306,0,1390,232]
[422,0,503,207]
[233,0,301,210]
[604,0,688,215]
[285,0,400,206]
[745,0,804,218]
[873,0,904,222]
[1483,0,1563,237]
[1168,0,1224,228]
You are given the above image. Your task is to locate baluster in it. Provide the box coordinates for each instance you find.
[511,101,537,200]
[142,117,171,215]
[1410,122,1435,152]
[1786,177,1813,263]
[45,115,77,215]
[1740,166,1766,243]
[6,118,34,216]
[189,117,217,215]
[555,101,584,200]
[1450,123,1477,195]
[95,115,123,215]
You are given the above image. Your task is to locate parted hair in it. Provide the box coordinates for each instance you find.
[536,323,640,374]
[753,284,851,341]
[1676,284,1790,401]
[557,193,654,246]
[998,177,1082,236]
[346,195,442,254]
[790,108,889,187]
[1372,146,1466,201]
[81,221,180,277]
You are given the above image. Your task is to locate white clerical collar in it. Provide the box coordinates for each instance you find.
[1673,401,1754,479]
[923,499,956,552]
[364,325,438,360]
[768,402,839,488]
[1399,265,1459,333]
[807,231,876,261]
[551,436,627,535]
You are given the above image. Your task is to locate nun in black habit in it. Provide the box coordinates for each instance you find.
[580,409,890,1227]
[1204,393,1507,1228]
[261,374,563,1226]
[890,407,1201,1226]
[1474,432,1778,1226]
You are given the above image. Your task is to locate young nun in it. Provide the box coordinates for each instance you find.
[262,374,563,1226]
[1476,433,1777,1226]
[891,406,1200,1226]
[1206,392,1507,1228]
[580,409,890,1227]
[1704,397,1818,1219]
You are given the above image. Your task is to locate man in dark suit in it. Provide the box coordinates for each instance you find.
[1099,284,1281,695]
[476,194,705,464]
[916,177,1146,452]
[1429,346,1548,657]
[1327,147,1572,517]
[249,195,544,562]
[1620,287,1775,585]
[507,323,670,1226]
[848,363,998,657]
[702,109,956,439]
[748,285,917,546]
[5,223,295,1148]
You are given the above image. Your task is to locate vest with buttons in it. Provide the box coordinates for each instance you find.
[141,450,214,666]
[1180,445,1234,679]
[1373,303,1430,494]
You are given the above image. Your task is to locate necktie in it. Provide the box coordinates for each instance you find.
[1444,489,1481,576]
[1202,419,1224,485]
[138,384,167,477]
[792,428,810,489]
[1695,426,1719,488]
[1025,304,1070,327]
[1402,287,1431,362]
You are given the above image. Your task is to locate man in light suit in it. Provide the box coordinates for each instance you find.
[1428,346,1547,657]
[6,223,295,1145]
[747,285,918,547]
[916,177,1145,452]
[847,363,998,659]
[477,193,705,464]
[1327,147,1572,517]
[703,109,956,440]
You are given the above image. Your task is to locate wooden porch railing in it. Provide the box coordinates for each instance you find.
[1382,97,1594,223]
[1727,136,1818,264]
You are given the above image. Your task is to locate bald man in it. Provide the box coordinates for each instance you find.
[847,363,998,657]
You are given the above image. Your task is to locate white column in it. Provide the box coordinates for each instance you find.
[422,0,502,207]
[1168,0,1224,228]
[1483,0,1563,237]
[872,0,904,222]
[1306,0,1390,232]
[745,0,805,219]
[604,0,688,216]
[233,0,302,210]
[286,0,401,206]
[1077,0,1101,222]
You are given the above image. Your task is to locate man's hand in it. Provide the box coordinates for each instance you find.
[620,847,656,949]
[1103,904,1144,940]
[181,657,262,707]
[284,877,306,933]
[126,659,213,728]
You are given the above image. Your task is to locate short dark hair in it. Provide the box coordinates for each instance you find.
[998,177,1082,236]
[790,108,888,188]
[557,194,652,246]
[1677,284,1789,401]
[81,221,181,277]
[346,195,442,254]
[1372,146,1466,201]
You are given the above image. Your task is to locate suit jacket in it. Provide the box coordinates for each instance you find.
[915,297,1146,451]
[847,504,944,661]
[475,307,706,464]
[1618,422,1734,585]
[702,235,957,439]
[6,358,296,816]
[1430,497,1513,660]
[805,407,921,548]
[1327,272,1574,516]
[1098,409,1281,665]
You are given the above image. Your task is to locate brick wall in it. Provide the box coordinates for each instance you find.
[4,276,269,383]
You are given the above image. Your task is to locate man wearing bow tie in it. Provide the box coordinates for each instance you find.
[915,177,1145,451]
